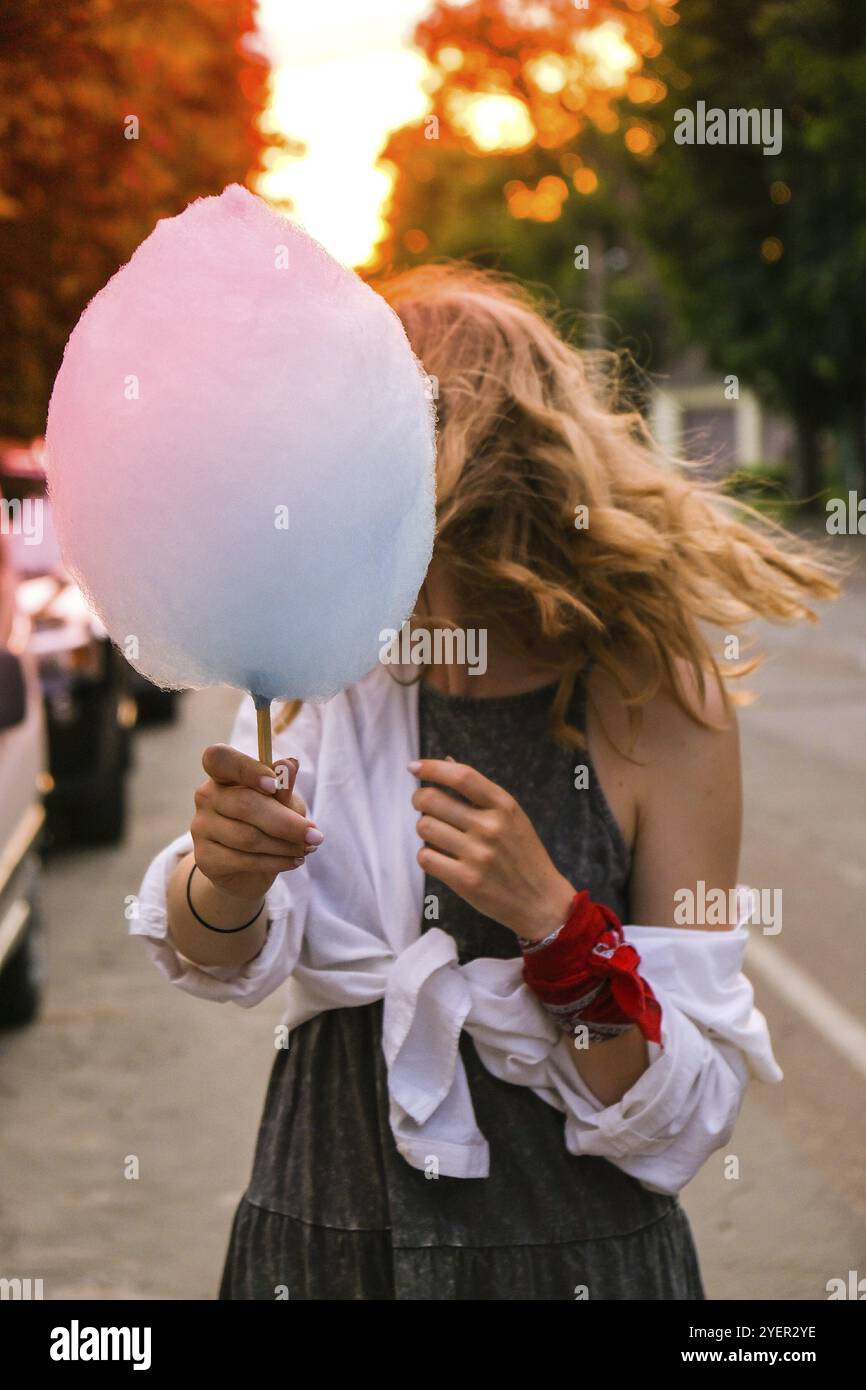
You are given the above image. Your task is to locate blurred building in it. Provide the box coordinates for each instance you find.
[651,349,794,477]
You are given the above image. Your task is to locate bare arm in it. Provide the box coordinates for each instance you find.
[166,851,269,969]
[572,667,742,1103]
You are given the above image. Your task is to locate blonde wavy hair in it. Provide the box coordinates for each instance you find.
[277,263,837,747]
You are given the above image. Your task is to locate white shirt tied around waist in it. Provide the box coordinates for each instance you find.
[132,663,782,1194]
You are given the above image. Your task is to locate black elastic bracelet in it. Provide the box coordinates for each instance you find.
[186,863,265,933]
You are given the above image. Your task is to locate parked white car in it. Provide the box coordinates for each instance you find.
[2,440,138,849]
[0,533,47,1026]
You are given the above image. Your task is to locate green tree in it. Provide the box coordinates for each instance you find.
[378,126,674,377]
[0,0,289,439]
[375,0,679,377]
[633,0,866,497]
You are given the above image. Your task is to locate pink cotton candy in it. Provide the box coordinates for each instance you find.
[45,184,436,703]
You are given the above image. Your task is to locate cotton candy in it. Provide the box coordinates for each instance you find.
[45,184,436,704]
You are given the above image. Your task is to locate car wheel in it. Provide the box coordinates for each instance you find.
[135,686,179,726]
[0,913,43,1028]
[80,773,128,846]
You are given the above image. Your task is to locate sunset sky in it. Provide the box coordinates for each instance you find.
[253,1,640,269]
[255,0,430,268]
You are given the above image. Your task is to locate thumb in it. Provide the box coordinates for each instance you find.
[273,756,298,797]
[273,756,307,817]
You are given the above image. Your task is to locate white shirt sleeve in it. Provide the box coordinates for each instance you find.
[540,924,783,1194]
[128,695,321,1008]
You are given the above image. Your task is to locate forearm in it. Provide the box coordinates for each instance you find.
[520,885,661,1105]
[166,851,269,969]
[569,1024,649,1106]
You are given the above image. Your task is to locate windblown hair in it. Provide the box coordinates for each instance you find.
[277,263,837,747]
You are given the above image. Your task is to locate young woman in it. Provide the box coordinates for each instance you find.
[134,265,835,1301]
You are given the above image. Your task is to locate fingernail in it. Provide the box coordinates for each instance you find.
[258,775,277,793]
[407,760,421,774]
[304,827,324,845]
[292,857,305,868]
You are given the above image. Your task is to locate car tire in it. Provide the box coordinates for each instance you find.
[0,913,43,1028]
[81,773,128,846]
[135,687,179,726]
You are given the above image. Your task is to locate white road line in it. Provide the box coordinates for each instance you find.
[746,933,866,1079]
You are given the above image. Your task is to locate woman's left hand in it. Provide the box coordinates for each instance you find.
[408,758,576,941]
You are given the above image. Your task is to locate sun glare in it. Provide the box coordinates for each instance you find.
[254,4,642,265]
[256,46,428,269]
[254,0,429,267]
[451,92,536,153]
[575,20,640,89]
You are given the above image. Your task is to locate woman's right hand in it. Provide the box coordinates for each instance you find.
[191,744,322,902]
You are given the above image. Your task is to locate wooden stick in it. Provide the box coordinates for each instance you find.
[255,702,273,768]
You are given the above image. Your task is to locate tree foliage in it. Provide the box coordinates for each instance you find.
[633,0,866,491]
[408,0,677,153]
[376,0,678,367]
[379,124,674,376]
[378,0,864,494]
[0,0,280,438]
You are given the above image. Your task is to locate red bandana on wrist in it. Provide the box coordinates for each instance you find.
[521,891,663,1046]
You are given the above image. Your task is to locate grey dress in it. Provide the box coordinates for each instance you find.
[218,674,705,1301]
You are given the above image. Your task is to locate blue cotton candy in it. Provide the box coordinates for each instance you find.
[45,184,436,702]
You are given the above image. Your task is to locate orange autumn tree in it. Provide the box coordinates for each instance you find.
[376,0,679,359]
[0,0,295,440]
[377,0,677,248]
[419,0,675,147]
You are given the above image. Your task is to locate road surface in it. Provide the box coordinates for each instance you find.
[1,538,864,1299]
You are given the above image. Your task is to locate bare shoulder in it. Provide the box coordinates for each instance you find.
[586,655,740,845]
[588,655,743,927]
[587,654,738,761]
[639,657,738,765]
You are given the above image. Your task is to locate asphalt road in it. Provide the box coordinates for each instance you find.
[1,537,864,1300]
